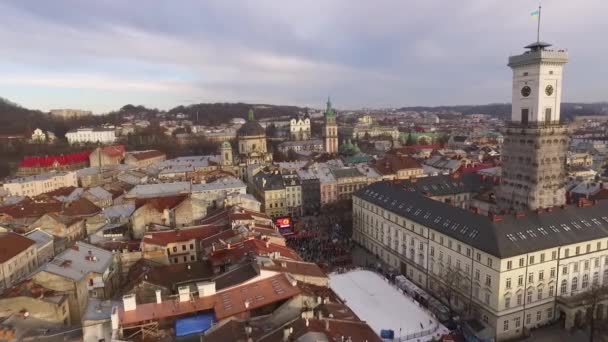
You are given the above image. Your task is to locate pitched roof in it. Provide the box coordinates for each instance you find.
[259,259,327,279]
[126,150,165,161]
[209,238,301,266]
[356,181,608,258]
[61,197,102,217]
[258,317,382,342]
[129,260,215,290]
[135,195,188,211]
[142,225,224,246]
[19,151,91,168]
[99,145,125,158]
[0,199,63,219]
[37,241,113,281]
[118,273,299,325]
[374,154,422,175]
[0,232,35,263]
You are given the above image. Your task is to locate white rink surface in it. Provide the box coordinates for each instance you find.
[329,270,448,341]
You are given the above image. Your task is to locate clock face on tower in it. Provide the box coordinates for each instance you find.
[545,85,554,96]
[521,86,531,97]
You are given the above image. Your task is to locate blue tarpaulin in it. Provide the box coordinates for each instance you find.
[175,313,214,337]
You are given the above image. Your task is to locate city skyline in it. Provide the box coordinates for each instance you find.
[1,0,607,113]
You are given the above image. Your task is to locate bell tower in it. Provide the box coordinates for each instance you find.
[497,41,569,212]
[323,97,338,154]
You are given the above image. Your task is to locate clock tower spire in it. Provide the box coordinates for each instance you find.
[497,39,569,212]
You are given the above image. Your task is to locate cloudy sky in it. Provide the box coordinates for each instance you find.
[0,0,606,113]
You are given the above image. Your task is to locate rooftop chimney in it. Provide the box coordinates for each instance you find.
[155,289,162,304]
[244,300,250,309]
[111,306,119,330]
[283,327,293,342]
[178,285,190,302]
[197,281,216,297]
[122,294,136,312]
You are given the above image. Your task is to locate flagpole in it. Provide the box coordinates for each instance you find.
[537,5,542,43]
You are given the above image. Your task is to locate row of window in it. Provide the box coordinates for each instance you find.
[503,308,553,331]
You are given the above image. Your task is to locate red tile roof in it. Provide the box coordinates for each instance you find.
[61,198,101,217]
[260,259,327,279]
[209,238,301,266]
[19,151,91,168]
[118,273,300,325]
[0,199,63,219]
[99,145,125,158]
[0,232,35,263]
[374,154,422,175]
[127,150,165,161]
[142,225,224,246]
[458,162,496,174]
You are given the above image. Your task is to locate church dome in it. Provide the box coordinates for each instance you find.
[237,109,266,137]
[221,141,232,149]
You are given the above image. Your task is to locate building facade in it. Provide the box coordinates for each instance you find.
[66,127,117,145]
[2,171,78,197]
[289,114,311,141]
[0,232,38,292]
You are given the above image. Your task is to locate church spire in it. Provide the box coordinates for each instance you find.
[247,109,254,121]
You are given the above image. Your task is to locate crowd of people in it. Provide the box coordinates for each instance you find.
[286,214,353,271]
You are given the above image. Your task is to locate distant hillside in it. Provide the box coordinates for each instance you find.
[398,102,608,121]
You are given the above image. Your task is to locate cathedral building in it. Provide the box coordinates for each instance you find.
[352,40,608,341]
[236,109,273,166]
[289,112,311,141]
[323,98,338,154]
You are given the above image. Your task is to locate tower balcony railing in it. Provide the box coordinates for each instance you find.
[505,120,564,128]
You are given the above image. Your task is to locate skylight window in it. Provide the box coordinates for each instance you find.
[443,220,451,227]
[581,220,592,227]
[461,226,469,235]
[591,218,602,225]
[549,225,559,233]
[526,230,537,238]
[538,227,548,235]
[451,223,460,231]
[423,212,431,219]
[602,216,608,223]
[434,216,442,223]
[517,232,527,240]
[570,222,581,230]
[562,224,572,231]
[469,230,479,239]
[506,233,517,242]
[414,209,422,216]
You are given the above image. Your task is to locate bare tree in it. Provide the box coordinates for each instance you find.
[435,265,466,317]
[579,283,608,342]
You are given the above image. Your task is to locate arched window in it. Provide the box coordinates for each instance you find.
[571,277,578,292]
[560,279,567,294]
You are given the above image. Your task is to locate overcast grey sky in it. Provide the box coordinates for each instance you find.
[0,0,606,113]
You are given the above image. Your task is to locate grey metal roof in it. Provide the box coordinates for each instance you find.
[331,168,364,179]
[355,181,608,258]
[39,241,114,281]
[399,173,493,197]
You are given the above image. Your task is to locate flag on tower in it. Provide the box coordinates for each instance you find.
[531,9,540,18]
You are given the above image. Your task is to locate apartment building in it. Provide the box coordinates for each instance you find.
[0,232,38,292]
[2,171,78,197]
[66,127,116,145]
[353,181,608,341]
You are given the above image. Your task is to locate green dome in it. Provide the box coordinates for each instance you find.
[221,141,232,149]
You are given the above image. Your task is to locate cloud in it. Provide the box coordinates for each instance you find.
[0,0,606,112]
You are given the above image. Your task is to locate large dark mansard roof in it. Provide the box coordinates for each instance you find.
[355,181,608,258]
